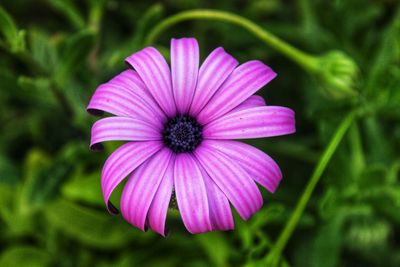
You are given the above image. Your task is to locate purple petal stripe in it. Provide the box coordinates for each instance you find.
[198,162,234,231]
[203,106,295,139]
[147,155,175,236]
[121,148,173,231]
[101,141,163,214]
[202,140,282,193]
[109,70,149,96]
[197,60,276,124]
[125,47,176,117]
[189,47,238,116]
[87,83,164,126]
[174,153,212,233]
[108,70,166,120]
[194,145,263,220]
[90,117,162,150]
[171,38,199,114]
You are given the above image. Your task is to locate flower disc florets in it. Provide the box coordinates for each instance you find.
[163,115,202,153]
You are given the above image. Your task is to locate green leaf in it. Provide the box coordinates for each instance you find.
[363,116,392,162]
[45,198,151,248]
[19,148,73,213]
[345,217,391,253]
[45,0,85,29]
[0,154,19,185]
[358,164,388,188]
[17,76,56,106]
[196,232,231,267]
[54,30,95,85]
[29,29,59,73]
[107,4,164,67]
[310,213,347,267]
[0,7,18,44]
[0,183,14,226]
[62,170,104,206]
[0,6,25,53]
[366,7,400,93]
[0,246,51,267]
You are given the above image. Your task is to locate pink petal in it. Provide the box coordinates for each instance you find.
[203,106,295,139]
[90,117,162,150]
[120,148,173,231]
[171,38,199,114]
[108,70,149,97]
[230,95,266,113]
[101,141,163,214]
[147,155,175,236]
[174,153,212,233]
[197,60,276,124]
[194,145,263,220]
[189,47,238,116]
[108,70,166,120]
[202,140,282,193]
[198,163,234,231]
[87,83,164,126]
[125,47,176,117]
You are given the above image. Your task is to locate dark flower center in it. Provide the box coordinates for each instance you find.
[163,115,202,153]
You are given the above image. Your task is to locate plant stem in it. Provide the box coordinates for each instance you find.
[349,122,366,179]
[88,0,107,33]
[145,9,319,72]
[265,111,357,266]
[297,0,316,31]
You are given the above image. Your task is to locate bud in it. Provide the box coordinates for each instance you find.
[314,50,359,99]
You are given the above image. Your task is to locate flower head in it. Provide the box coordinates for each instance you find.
[88,37,296,236]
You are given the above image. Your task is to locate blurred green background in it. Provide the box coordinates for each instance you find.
[0,0,399,266]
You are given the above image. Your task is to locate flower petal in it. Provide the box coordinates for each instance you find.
[230,95,266,113]
[198,163,234,231]
[171,38,199,114]
[108,70,166,120]
[189,47,238,116]
[101,141,163,214]
[197,60,276,124]
[147,155,175,236]
[203,106,295,139]
[202,140,282,193]
[125,47,176,117]
[90,117,162,150]
[174,153,212,233]
[194,145,263,220]
[87,83,164,126]
[120,148,173,231]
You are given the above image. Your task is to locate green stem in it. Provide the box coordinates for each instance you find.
[145,9,319,71]
[88,0,107,33]
[349,122,366,179]
[265,111,357,266]
[297,0,315,29]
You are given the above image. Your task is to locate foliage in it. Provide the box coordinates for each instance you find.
[0,0,399,266]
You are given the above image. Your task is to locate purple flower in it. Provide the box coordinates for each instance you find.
[87,37,295,236]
